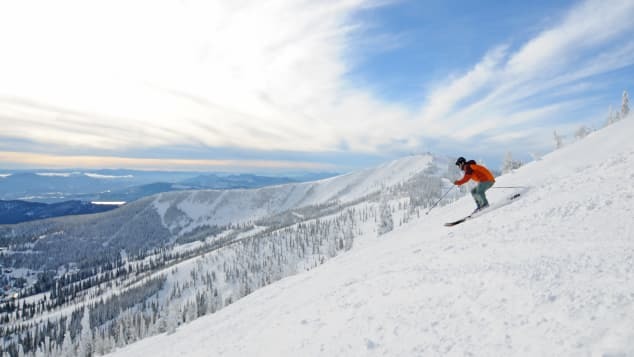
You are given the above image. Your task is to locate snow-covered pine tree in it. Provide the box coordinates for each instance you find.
[622,90,630,118]
[77,307,93,357]
[605,105,620,126]
[501,152,522,174]
[529,152,542,161]
[574,125,590,140]
[60,326,74,356]
[553,130,564,149]
[185,300,197,323]
[166,303,180,335]
[116,324,126,348]
[93,330,105,356]
[377,197,393,235]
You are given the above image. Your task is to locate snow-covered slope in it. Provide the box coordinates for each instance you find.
[113,118,634,356]
[153,155,435,235]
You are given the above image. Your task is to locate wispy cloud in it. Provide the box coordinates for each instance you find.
[0,151,335,171]
[0,0,394,153]
[84,173,134,179]
[417,0,634,153]
[0,0,633,168]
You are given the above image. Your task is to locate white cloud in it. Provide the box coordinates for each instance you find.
[1,0,419,154]
[0,151,335,171]
[0,0,633,164]
[84,173,134,179]
[415,0,634,154]
[420,45,508,124]
[506,0,634,77]
[35,172,73,177]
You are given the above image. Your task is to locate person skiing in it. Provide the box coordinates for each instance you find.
[454,157,495,213]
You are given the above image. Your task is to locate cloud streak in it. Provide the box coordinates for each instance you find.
[418,0,634,151]
[0,0,633,168]
[0,151,334,171]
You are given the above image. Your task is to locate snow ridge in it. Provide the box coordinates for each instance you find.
[152,155,435,235]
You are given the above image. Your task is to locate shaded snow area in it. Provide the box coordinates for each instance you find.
[113,119,634,357]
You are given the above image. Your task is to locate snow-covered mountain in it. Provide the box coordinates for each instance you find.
[152,155,436,236]
[0,154,444,270]
[111,118,634,357]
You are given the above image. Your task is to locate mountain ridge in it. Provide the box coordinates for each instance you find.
[0,154,447,271]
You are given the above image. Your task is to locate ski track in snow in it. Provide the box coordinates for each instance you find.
[112,119,634,357]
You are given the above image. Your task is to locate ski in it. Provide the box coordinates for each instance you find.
[444,217,468,226]
[444,207,487,226]
[444,192,523,227]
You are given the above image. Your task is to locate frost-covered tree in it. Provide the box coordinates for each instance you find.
[116,324,126,348]
[77,307,93,357]
[185,301,197,323]
[529,152,542,161]
[34,345,46,357]
[166,303,180,334]
[622,90,630,118]
[605,105,621,126]
[377,198,394,235]
[501,152,522,174]
[553,130,564,149]
[93,331,105,356]
[60,327,75,356]
[574,125,590,140]
[447,160,461,180]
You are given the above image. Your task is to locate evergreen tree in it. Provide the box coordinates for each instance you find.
[501,152,522,174]
[116,325,126,348]
[166,303,180,335]
[77,307,93,357]
[622,90,630,118]
[605,105,620,126]
[574,126,590,140]
[93,331,105,356]
[377,198,394,236]
[60,328,74,357]
[553,130,564,149]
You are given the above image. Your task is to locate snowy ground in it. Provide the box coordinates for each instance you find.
[112,118,634,357]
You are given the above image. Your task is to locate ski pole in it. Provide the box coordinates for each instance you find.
[426,185,456,215]
[491,186,528,189]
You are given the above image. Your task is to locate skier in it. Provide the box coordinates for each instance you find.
[454,157,495,213]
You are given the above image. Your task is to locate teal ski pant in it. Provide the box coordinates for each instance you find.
[471,181,494,208]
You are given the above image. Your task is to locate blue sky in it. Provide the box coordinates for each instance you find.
[347,0,577,104]
[0,0,632,173]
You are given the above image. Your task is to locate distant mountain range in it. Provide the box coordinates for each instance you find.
[0,200,120,224]
[93,173,334,202]
[0,170,338,203]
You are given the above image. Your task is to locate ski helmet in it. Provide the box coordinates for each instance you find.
[455,157,466,166]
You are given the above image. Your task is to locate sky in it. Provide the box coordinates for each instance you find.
[0,0,633,173]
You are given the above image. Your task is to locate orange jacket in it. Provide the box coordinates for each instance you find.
[455,160,495,185]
